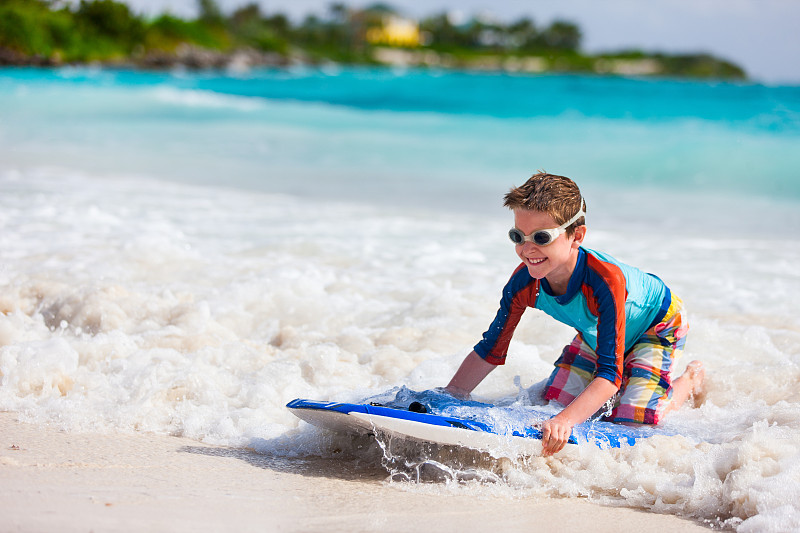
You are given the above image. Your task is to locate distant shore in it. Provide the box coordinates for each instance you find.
[0,0,746,79]
[0,43,746,81]
[0,44,288,70]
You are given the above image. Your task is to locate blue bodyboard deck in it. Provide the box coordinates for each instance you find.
[287,389,657,454]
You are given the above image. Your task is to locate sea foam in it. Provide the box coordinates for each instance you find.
[1,68,800,531]
[2,167,799,530]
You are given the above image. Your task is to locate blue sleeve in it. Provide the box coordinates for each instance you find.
[584,254,628,388]
[474,265,539,366]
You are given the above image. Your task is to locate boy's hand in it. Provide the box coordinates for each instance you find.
[541,416,574,456]
[440,385,471,401]
[539,377,619,456]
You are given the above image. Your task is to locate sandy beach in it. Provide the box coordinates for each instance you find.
[0,412,712,533]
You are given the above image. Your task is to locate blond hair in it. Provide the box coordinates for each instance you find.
[503,172,586,235]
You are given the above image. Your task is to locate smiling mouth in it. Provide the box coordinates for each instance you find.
[527,258,546,265]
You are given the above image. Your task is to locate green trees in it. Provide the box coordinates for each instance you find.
[0,0,746,79]
[419,13,582,53]
[536,21,581,51]
[0,0,234,63]
[145,14,226,51]
[0,0,74,60]
[73,0,144,58]
[228,4,286,53]
[0,0,586,64]
[0,0,144,61]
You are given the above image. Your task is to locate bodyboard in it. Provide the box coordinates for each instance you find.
[287,390,656,455]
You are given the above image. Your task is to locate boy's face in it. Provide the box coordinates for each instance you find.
[512,209,586,286]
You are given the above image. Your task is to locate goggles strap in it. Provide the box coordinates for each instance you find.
[559,198,585,230]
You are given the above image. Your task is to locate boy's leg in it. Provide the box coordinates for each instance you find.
[606,301,690,424]
[543,335,597,406]
[663,360,705,416]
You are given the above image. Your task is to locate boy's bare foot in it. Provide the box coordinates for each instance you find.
[683,360,706,406]
[663,360,706,416]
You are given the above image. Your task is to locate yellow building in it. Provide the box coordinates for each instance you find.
[366,15,421,47]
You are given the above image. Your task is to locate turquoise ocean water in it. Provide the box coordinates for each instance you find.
[3,67,800,208]
[1,67,800,530]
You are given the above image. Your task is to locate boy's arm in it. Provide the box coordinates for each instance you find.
[541,377,619,455]
[445,350,496,399]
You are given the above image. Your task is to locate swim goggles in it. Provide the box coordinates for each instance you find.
[508,199,586,246]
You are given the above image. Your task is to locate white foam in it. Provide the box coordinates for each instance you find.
[148,86,265,111]
[2,67,800,529]
[2,167,800,529]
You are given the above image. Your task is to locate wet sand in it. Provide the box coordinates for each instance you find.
[0,412,711,532]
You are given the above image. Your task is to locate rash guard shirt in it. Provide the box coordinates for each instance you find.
[474,247,672,387]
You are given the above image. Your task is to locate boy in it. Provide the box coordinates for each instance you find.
[445,172,704,456]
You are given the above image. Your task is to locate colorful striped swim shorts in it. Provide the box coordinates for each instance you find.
[543,295,689,424]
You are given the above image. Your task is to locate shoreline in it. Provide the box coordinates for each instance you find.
[0,412,712,532]
[0,43,746,81]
